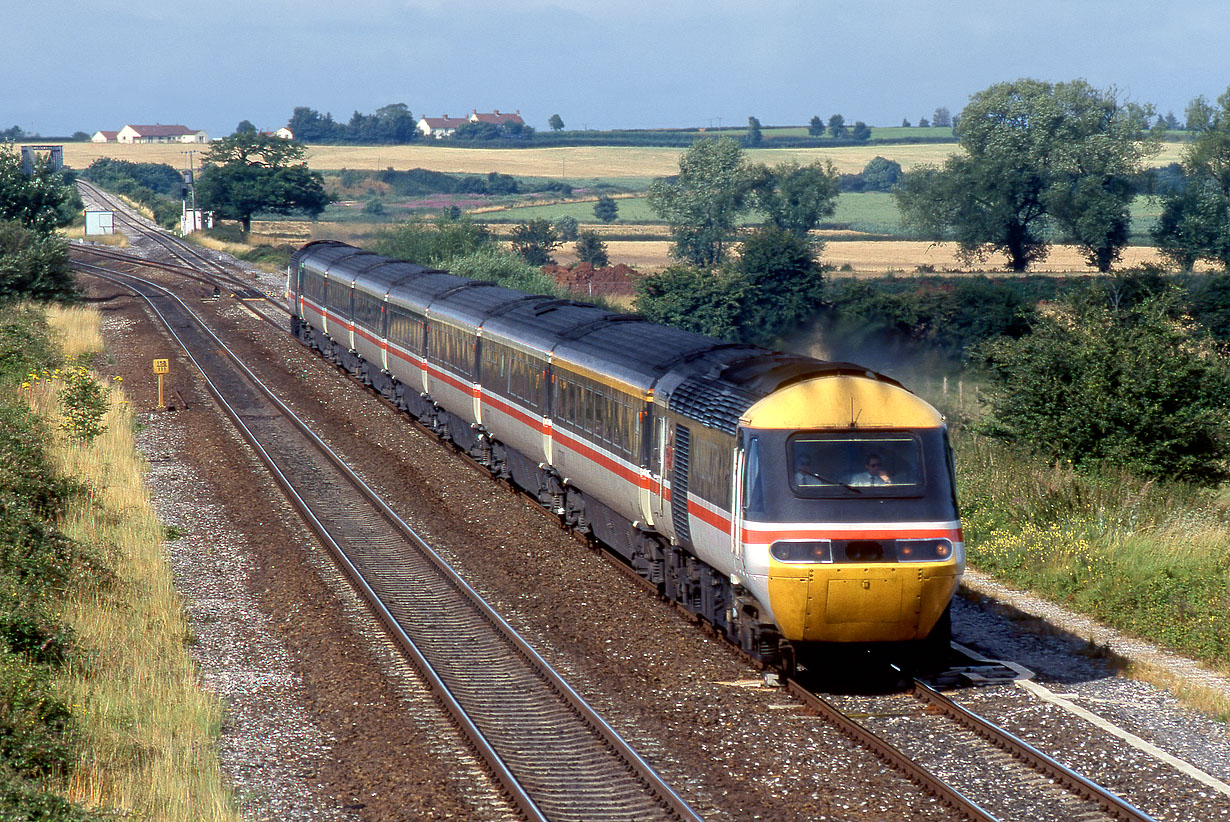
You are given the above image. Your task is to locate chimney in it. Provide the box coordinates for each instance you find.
[494,109,500,115]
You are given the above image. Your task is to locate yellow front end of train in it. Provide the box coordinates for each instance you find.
[735,375,964,645]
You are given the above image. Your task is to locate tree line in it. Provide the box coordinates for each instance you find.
[896,80,1230,274]
[0,144,79,303]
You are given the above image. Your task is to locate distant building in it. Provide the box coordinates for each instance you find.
[91,130,119,143]
[261,127,295,140]
[468,109,524,126]
[116,124,210,144]
[416,114,469,139]
[417,110,525,139]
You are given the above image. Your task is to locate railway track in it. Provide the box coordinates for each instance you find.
[791,676,1157,822]
[73,259,701,822]
[75,179,275,304]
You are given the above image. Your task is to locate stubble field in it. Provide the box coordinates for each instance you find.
[38,140,1189,179]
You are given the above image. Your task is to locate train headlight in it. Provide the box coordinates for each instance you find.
[770,540,832,563]
[897,538,954,562]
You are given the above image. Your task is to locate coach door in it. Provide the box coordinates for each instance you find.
[647,413,672,532]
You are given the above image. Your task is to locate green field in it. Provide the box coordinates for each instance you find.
[477,191,1168,241]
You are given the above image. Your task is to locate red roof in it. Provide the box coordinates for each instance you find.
[125,124,197,137]
[421,115,468,128]
[470,109,524,126]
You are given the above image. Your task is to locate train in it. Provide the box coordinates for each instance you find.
[286,240,964,671]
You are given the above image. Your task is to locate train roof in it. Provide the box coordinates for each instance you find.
[481,299,613,359]
[426,282,544,331]
[353,260,449,296]
[552,317,723,394]
[292,240,363,277]
[294,241,923,433]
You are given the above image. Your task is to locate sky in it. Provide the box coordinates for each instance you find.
[4,0,1228,138]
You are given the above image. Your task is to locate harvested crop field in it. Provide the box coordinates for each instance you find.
[548,239,1168,275]
[34,141,1188,180]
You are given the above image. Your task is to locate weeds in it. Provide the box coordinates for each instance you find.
[954,426,1230,669]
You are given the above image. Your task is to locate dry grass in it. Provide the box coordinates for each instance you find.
[40,140,1188,180]
[61,226,129,247]
[20,306,240,821]
[1126,661,1230,722]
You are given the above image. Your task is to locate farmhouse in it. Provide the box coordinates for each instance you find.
[260,127,295,140]
[91,130,119,143]
[416,109,525,139]
[416,114,469,139]
[468,109,523,126]
[115,124,210,144]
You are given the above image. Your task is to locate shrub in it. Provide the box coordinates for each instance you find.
[977,284,1230,483]
[371,217,493,265]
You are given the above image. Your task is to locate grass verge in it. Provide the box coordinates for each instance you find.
[953,427,1230,677]
[6,303,239,820]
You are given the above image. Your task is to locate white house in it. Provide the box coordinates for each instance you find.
[116,124,210,144]
[91,130,119,143]
[416,115,469,139]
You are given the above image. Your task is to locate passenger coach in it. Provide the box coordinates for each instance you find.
[288,241,964,669]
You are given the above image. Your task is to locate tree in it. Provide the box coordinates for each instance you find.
[234,120,258,135]
[730,227,825,346]
[901,118,911,128]
[932,107,952,127]
[896,78,1158,272]
[553,215,579,241]
[286,106,344,142]
[647,136,753,267]
[827,114,847,139]
[575,230,609,267]
[1154,88,1230,270]
[808,116,825,137]
[593,194,619,223]
[918,117,930,128]
[548,114,565,131]
[509,219,560,265]
[860,156,903,192]
[196,133,329,233]
[0,144,80,235]
[977,283,1230,484]
[746,116,762,147]
[0,221,76,302]
[850,121,871,142]
[1185,96,1216,131]
[748,160,839,237]
[634,227,826,346]
[634,265,743,340]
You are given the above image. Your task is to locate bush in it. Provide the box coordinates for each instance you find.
[80,159,182,230]
[371,217,493,265]
[0,305,104,819]
[0,221,77,303]
[446,247,565,295]
[977,283,1230,483]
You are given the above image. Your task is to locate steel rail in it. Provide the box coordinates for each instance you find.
[912,680,1157,822]
[785,679,997,822]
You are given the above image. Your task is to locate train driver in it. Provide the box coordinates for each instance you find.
[794,454,823,486]
[848,453,892,486]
